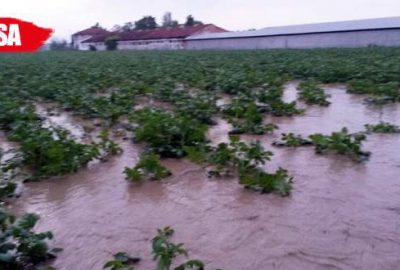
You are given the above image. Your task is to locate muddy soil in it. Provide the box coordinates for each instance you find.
[10,84,400,270]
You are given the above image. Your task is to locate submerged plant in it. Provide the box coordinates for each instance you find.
[0,98,100,179]
[124,153,171,181]
[0,148,25,200]
[309,128,370,162]
[0,208,61,270]
[103,252,140,270]
[273,133,312,147]
[130,108,207,157]
[239,167,293,196]
[297,80,331,106]
[365,122,400,133]
[268,101,304,117]
[96,129,123,161]
[348,80,400,104]
[152,227,204,270]
[105,227,209,270]
[207,142,237,177]
[182,143,212,165]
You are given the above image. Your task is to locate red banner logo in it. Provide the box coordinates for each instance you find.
[0,18,53,52]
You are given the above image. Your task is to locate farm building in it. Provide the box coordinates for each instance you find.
[71,27,111,50]
[186,17,400,49]
[72,24,226,51]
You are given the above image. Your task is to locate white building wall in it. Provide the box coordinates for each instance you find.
[186,29,400,50]
[72,35,92,50]
[118,39,184,50]
[85,38,184,51]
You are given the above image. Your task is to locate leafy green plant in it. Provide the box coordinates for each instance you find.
[152,227,188,270]
[0,208,61,270]
[223,99,279,135]
[239,168,293,196]
[104,252,141,270]
[221,96,255,119]
[124,153,171,181]
[0,98,100,179]
[365,122,400,133]
[96,129,123,161]
[182,143,211,165]
[273,133,312,147]
[0,148,24,200]
[207,142,237,177]
[348,80,400,104]
[130,108,207,157]
[309,128,370,162]
[173,93,218,124]
[105,227,210,270]
[297,80,330,106]
[268,101,304,117]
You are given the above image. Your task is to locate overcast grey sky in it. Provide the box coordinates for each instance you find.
[1,0,400,40]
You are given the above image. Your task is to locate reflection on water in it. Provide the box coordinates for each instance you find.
[11,84,400,270]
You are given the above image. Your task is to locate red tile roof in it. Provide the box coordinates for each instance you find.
[72,27,111,36]
[82,24,227,43]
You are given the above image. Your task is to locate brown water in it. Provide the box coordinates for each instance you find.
[11,84,400,270]
[0,131,14,151]
[35,102,100,143]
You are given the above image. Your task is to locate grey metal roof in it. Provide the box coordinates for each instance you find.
[186,17,400,40]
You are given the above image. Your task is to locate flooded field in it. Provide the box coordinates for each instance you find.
[9,84,400,270]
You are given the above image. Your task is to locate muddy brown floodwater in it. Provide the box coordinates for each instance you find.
[10,83,400,270]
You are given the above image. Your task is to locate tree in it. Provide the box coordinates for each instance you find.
[185,15,202,27]
[111,24,122,32]
[49,39,70,51]
[135,16,157,30]
[92,22,102,28]
[162,12,172,27]
[105,36,118,50]
[122,22,134,31]
[162,12,179,28]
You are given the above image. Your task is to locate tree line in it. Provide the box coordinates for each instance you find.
[110,13,203,31]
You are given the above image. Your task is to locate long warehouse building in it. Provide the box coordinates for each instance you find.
[185,17,400,50]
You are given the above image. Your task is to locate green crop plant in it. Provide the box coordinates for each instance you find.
[309,128,370,162]
[0,148,25,200]
[103,252,141,270]
[207,142,237,177]
[10,125,99,180]
[228,121,277,135]
[124,153,171,181]
[96,129,123,161]
[0,96,125,179]
[173,93,218,124]
[255,84,285,104]
[130,108,207,157]
[0,208,61,269]
[185,136,291,195]
[152,227,205,270]
[182,143,212,165]
[365,122,400,133]
[268,101,304,117]
[221,96,255,118]
[227,102,278,135]
[273,133,312,147]
[274,129,370,162]
[297,80,331,106]
[348,80,400,104]
[232,138,273,170]
[239,167,293,197]
[104,227,213,270]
